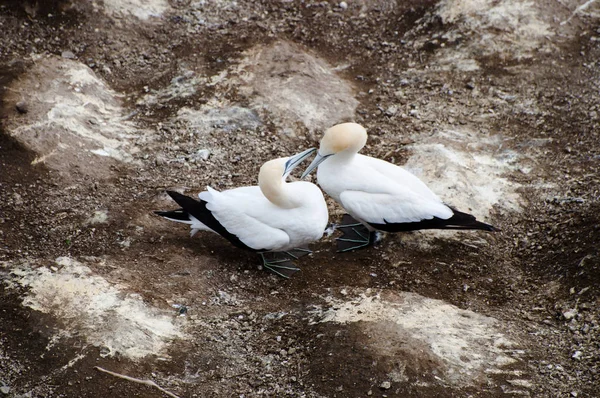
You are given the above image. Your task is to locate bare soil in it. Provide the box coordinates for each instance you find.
[1,1,600,397]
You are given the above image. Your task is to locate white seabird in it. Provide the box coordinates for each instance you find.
[301,123,498,252]
[156,148,329,277]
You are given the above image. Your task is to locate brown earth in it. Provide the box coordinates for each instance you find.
[1,0,600,397]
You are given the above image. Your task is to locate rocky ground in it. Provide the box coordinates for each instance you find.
[1,0,599,397]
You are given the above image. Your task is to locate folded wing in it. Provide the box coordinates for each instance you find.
[202,187,290,251]
[358,154,442,202]
[339,189,453,225]
[158,190,289,252]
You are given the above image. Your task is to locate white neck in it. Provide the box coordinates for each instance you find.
[260,177,300,209]
[330,149,358,165]
[258,160,302,209]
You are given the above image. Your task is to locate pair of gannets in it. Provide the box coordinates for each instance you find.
[156,123,496,277]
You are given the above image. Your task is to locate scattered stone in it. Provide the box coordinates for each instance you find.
[86,210,108,225]
[385,105,398,116]
[12,192,23,206]
[394,90,405,99]
[507,379,533,388]
[61,50,76,59]
[563,309,577,321]
[572,351,583,360]
[578,287,590,295]
[339,1,348,10]
[380,381,391,390]
[196,149,211,161]
[0,384,10,395]
[154,155,166,166]
[15,101,28,114]
[466,81,475,90]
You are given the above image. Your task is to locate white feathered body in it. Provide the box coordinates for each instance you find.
[316,153,453,227]
[189,181,328,252]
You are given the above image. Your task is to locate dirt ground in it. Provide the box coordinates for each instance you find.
[1,0,600,397]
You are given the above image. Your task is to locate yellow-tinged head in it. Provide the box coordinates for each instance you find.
[301,123,367,179]
[258,147,316,208]
[319,122,368,156]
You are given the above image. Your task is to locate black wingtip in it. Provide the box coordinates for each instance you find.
[469,220,500,232]
[154,209,191,222]
[165,190,187,202]
[367,207,500,233]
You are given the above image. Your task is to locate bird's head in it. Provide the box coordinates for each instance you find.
[301,122,367,179]
[259,147,316,207]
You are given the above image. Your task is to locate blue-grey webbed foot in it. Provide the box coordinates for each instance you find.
[336,214,378,253]
[260,252,301,278]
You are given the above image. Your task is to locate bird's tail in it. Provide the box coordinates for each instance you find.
[154,209,193,224]
[155,191,207,236]
[444,208,499,232]
[155,191,203,224]
[156,191,255,251]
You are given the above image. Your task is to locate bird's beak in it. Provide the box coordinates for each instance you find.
[300,152,331,179]
[283,147,317,178]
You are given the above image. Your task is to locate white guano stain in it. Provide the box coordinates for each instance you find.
[4,257,183,360]
[102,0,169,20]
[313,291,524,386]
[404,129,522,220]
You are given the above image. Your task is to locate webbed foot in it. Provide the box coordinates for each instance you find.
[260,252,301,278]
[336,214,379,252]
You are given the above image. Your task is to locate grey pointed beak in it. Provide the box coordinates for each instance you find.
[283,147,316,177]
[300,152,331,179]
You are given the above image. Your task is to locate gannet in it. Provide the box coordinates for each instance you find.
[156,148,328,277]
[301,123,498,252]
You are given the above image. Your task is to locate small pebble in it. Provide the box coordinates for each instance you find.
[15,101,28,114]
[380,381,391,390]
[196,149,211,160]
[339,1,348,9]
[61,50,76,59]
[563,309,577,321]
